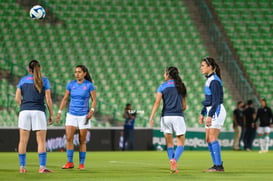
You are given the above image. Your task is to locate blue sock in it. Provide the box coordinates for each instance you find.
[38,152,47,167]
[167,147,174,160]
[19,153,26,167]
[79,152,86,165]
[174,146,184,161]
[208,143,216,165]
[211,140,222,166]
[67,150,74,163]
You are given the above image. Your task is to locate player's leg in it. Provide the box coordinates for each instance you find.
[78,128,88,169]
[18,129,30,173]
[36,130,52,173]
[205,128,224,172]
[63,125,77,168]
[264,127,270,152]
[173,116,186,162]
[78,115,91,169]
[257,127,265,153]
[18,111,31,173]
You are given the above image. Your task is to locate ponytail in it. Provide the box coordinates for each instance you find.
[76,65,93,83]
[29,60,43,93]
[167,66,187,97]
[203,57,221,79]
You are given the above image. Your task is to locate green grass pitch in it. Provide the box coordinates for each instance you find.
[0,151,272,181]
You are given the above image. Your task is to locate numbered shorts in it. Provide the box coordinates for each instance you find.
[205,104,226,129]
[65,113,91,129]
[18,110,47,131]
[160,116,186,136]
[257,126,271,135]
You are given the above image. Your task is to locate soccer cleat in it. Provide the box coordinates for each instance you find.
[62,162,74,169]
[216,165,224,172]
[204,165,217,172]
[39,168,53,173]
[169,159,178,173]
[78,164,85,170]
[20,168,27,173]
[205,165,224,172]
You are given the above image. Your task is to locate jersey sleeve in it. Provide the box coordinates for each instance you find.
[89,82,96,92]
[157,84,164,93]
[43,78,51,90]
[66,81,72,91]
[17,78,24,89]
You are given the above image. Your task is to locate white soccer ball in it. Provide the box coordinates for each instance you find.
[30,5,46,20]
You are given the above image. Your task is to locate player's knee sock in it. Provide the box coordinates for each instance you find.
[19,153,26,167]
[265,135,270,151]
[167,147,174,160]
[174,146,184,161]
[67,150,74,163]
[38,152,47,168]
[259,137,264,151]
[79,152,86,165]
[211,140,222,166]
[208,143,216,165]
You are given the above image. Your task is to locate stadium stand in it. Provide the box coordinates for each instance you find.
[0,0,239,129]
[212,0,273,100]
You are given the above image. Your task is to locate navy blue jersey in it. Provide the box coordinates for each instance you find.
[66,79,96,116]
[17,74,51,112]
[201,73,224,117]
[157,79,184,117]
[255,106,273,127]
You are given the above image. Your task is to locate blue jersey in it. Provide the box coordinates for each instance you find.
[201,73,224,117]
[157,79,184,117]
[67,79,96,116]
[17,74,51,112]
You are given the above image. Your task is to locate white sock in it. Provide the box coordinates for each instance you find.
[265,136,270,151]
[259,138,264,151]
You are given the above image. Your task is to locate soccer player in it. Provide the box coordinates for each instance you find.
[15,60,54,173]
[149,66,187,173]
[56,65,96,170]
[198,57,226,172]
[255,98,273,153]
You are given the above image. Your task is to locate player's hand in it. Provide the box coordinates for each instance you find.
[198,115,204,124]
[149,118,154,127]
[48,116,54,125]
[56,113,61,124]
[206,117,212,127]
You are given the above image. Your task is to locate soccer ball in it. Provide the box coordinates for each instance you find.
[29,5,46,20]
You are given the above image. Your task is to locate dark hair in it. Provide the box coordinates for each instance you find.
[237,101,243,106]
[29,60,43,93]
[166,66,187,97]
[202,57,222,79]
[76,65,93,82]
[125,103,132,110]
[247,100,253,106]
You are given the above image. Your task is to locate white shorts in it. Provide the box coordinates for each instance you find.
[205,104,226,129]
[160,116,186,136]
[257,126,271,135]
[18,110,47,131]
[65,113,91,129]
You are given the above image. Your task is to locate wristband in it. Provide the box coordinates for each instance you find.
[58,110,62,114]
[90,108,95,112]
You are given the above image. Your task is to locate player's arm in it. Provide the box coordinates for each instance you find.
[149,92,162,127]
[56,90,70,123]
[182,96,187,111]
[45,89,54,125]
[14,88,21,105]
[86,90,96,120]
